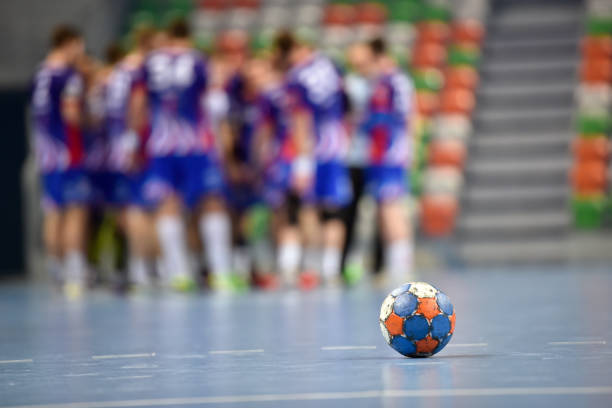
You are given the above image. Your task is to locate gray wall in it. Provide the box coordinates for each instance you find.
[0,0,128,87]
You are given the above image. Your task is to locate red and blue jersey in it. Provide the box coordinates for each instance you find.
[258,83,293,164]
[286,54,348,162]
[363,70,414,167]
[31,64,84,173]
[105,61,145,172]
[142,47,212,157]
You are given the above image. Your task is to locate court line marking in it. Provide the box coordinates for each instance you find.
[164,354,207,359]
[548,341,606,346]
[103,375,153,381]
[446,343,488,348]
[63,373,100,377]
[91,353,156,360]
[3,386,612,408]
[0,359,33,364]
[321,346,377,351]
[209,349,264,355]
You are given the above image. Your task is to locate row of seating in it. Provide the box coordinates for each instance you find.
[571,0,612,229]
[417,3,486,237]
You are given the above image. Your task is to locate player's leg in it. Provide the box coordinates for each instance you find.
[41,172,64,283]
[61,203,89,293]
[275,193,302,287]
[145,156,193,290]
[376,166,413,282]
[125,206,155,287]
[186,154,236,291]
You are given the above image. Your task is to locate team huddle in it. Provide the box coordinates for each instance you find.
[31,19,415,295]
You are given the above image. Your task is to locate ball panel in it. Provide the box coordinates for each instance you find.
[408,282,437,298]
[390,283,412,297]
[380,321,391,344]
[415,335,439,356]
[416,297,440,320]
[384,312,404,336]
[433,333,452,354]
[449,312,456,334]
[436,292,454,315]
[431,314,451,339]
[390,336,416,357]
[380,295,394,321]
[403,315,430,340]
[393,293,418,317]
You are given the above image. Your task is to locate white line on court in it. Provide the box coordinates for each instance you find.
[103,375,153,381]
[321,346,377,351]
[446,343,488,348]
[0,359,33,364]
[120,364,158,370]
[209,349,264,355]
[91,353,156,360]
[165,354,207,359]
[2,386,612,408]
[548,341,606,346]
[63,373,100,377]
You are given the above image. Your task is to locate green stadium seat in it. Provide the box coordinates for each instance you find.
[448,44,481,66]
[572,195,606,229]
[412,68,444,92]
[587,17,612,36]
[577,115,612,134]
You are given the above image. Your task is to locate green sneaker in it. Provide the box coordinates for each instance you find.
[170,275,198,292]
[210,274,249,293]
[343,262,365,286]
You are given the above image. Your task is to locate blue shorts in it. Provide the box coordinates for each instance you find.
[303,160,353,208]
[143,154,225,208]
[366,165,409,203]
[41,168,91,211]
[227,181,260,212]
[261,160,291,209]
[90,171,149,208]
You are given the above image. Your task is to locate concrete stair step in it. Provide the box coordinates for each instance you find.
[463,185,568,212]
[458,239,568,264]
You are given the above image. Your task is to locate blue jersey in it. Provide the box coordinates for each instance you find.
[363,70,413,167]
[31,63,84,173]
[105,60,144,172]
[286,54,348,162]
[143,47,212,157]
[258,84,292,164]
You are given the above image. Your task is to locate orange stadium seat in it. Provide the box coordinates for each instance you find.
[421,194,459,237]
[570,160,608,194]
[411,42,447,68]
[440,88,475,115]
[445,66,479,91]
[582,36,612,59]
[451,20,485,44]
[572,137,611,161]
[416,21,450,44]
[198,0,227,10]
[580,59,612,83]
[415,90,440,116]
[428,140,467,168]
[356,2,387,25]
[324,4,356,26]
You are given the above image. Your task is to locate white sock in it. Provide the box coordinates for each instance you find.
[277,241,301,283]
[198,213,232,277]
[252,239,274,274]
[156,216,192,280]
[64,250,87,285]
[128,256,152,285]
[321,247,342,281]
[386,240,413,280]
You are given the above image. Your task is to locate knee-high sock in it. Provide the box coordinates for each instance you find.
[128,256,152,285]
[277,241,301,283]
[321,246,342,281]
[63,250,87,284]
[156,215,192,279]
[199,213,232,276]
[385,239,413,279]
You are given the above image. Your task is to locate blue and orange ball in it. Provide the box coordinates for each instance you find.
[379,282,455,357]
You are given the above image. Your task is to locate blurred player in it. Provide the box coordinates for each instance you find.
[31,25,89,295]
[104,27,157,288]
[274,32,352,287]
[141,18,233,291]
[357,38,415,282]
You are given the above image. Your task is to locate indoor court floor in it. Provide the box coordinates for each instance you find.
[1,266,611,408]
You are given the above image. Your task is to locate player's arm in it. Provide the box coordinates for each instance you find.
[61,73,85,164]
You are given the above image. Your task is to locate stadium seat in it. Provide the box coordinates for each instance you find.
[433,114,473,141]
[577,115,612,134]
[448,43,481,66]
[580,58,612,83]
[413,68,444,92]
[324,4,355,26]
[572,194,607,229]
[452,20,484,44]
[570,160,608,194]
[423,166,464,196]
[440,88,476,115]
[428,140,467,168]
[416,21,450,43]
[420,194,459,237]
[356,2,387,25]
[411,42,447,67]
[572,137,611,162]
[445,66,479,91]
[415,90,440,116]
[582,36,612,59]
[385,22,416,47]
[577,84,612,115]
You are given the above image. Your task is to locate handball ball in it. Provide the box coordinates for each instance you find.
[379,282,455,357]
